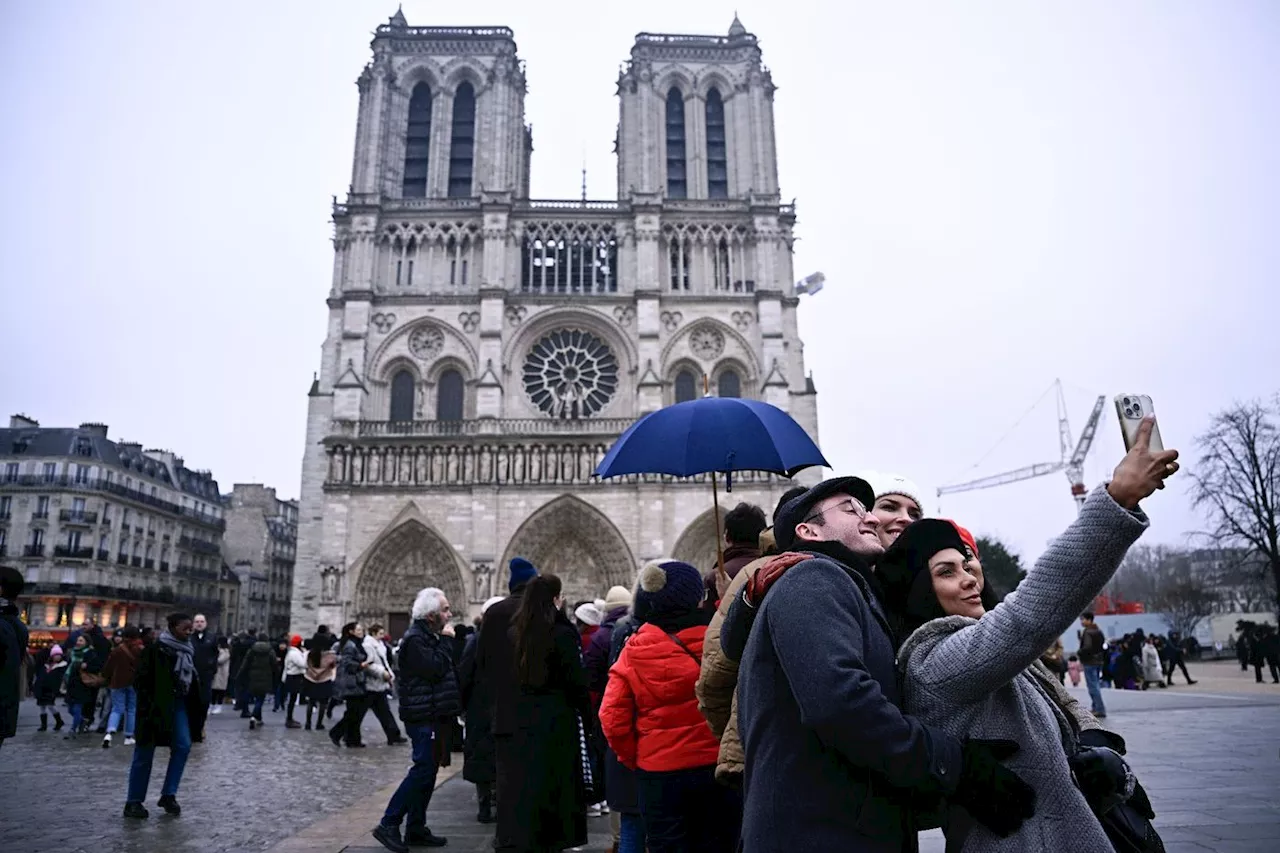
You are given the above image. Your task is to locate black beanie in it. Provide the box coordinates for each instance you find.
[878,519,997,642]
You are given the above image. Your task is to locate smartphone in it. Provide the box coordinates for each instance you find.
[1114,394,1164,453]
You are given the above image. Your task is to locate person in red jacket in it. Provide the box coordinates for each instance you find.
[600,560,740,853]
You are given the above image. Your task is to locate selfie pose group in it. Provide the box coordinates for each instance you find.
[692,414,1176,853]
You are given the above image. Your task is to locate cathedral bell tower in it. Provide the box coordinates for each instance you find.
[616,15,780,201]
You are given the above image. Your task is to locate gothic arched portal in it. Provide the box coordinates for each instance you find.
[672,506,726,577]
[353,517,467,639]
[500,495,636,604]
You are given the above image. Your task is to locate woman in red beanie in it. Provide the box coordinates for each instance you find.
[600,559,740,853]
[282,635,307,729]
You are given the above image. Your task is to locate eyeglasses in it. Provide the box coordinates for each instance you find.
[802,498,868,525]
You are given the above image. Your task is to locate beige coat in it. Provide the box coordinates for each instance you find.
[696,542,775,785]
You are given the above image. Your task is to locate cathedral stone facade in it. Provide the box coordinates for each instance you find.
[291,12,822,637]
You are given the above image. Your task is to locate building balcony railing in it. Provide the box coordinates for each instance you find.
[329,417,637,440]
[0,475,226,532]
[0,509,10,520]
[131,556,142,568]
[144,558,155,570]
[59,510,99,525]
[160,561,170,572]
[97,549,109,561]
[53,545,94,559]
[179,536,220,555]
[117,554,128,566]
[24,544,45,557]
[31,510,49,521]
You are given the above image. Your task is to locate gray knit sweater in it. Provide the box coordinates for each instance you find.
[897,485,1148,852]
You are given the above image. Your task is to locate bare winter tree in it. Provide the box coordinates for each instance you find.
[1152,580,1220,638]
[1191,397,1280,621]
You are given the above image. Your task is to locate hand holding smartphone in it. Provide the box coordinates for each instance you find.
[1114,394,1164,453]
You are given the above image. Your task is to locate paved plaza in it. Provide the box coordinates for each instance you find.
[0,661,1276,853]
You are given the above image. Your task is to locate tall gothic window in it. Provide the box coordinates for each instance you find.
[718,370,741,399]
[390,370,415,423]
[706,88,728,198]
[666,87,687,199]
[402,83,432,198]
[675,369,698,403]
[448,82,476,198]
[437,369,464,421]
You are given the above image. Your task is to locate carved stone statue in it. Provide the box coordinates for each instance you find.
[321,566,340,603]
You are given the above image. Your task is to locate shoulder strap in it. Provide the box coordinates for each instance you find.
[663,631,702,666]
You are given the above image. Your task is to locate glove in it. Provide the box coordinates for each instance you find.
[743,554,808,607]
[1069,746,1135,814]
[1079,727,1127,755]
[952,739,1037,838]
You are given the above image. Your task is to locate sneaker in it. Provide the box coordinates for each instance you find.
[123,802,149,820]
[212,706,223,715]
[157,794,181,816]
[286,719,302,729]
[249,719,256,730]
[102,733,112,749]
[586,803,602,817]
[371,823,410,853]
[596,802,610,815]
[404,828,447,847]
[124,737,136,746]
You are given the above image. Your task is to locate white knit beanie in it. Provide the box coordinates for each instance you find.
[858,470,925,512]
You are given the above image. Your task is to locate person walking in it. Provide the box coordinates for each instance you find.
[370,589,459,852]
[0,565,30,751]
[189,614,218,715]
[35,644,68,732]
[282,635,307,729]
[210,637,231,713]
[101,626,143,748]
[363,624,405,745]
[303,637,337,731]
[237,632,277,729]
[124,612,206,819]
[330,622,371,748]
[1077,612,1108,718]
[63,633,104,737]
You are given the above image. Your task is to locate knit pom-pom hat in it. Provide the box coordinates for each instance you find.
[635,560,704,618]
[508,557,537,591]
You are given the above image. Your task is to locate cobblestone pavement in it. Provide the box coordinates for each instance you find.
[4,660,1276,853]
[0,698,426,853]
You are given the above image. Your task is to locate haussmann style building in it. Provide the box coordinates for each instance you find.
[292,12,823,637]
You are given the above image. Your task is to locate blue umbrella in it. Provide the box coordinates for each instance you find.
[595,397,829,586]
[595,397,829,482]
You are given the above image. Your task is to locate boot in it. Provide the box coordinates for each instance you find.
[39,713,48,732]
[53,713,65,731]
[286,718,302,729]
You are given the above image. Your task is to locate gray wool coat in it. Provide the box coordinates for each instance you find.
[897,485,1148,852]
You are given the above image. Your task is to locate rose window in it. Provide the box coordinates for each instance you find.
[408,324,444,360]
[523,329,619,419]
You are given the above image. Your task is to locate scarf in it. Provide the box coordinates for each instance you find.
[64,645,86,687]
[158,630,196,695]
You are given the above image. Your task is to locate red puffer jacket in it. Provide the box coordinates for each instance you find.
[599,622,719,772]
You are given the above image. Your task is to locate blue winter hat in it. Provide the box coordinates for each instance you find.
[508,557,538,591]
[635,560,704,617]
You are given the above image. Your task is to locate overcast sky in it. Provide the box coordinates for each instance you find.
[2,1,1277,563]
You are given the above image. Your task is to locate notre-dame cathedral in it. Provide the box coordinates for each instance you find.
[291,11,822,635]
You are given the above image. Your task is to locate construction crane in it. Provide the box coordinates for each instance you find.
[938,380,1106,513]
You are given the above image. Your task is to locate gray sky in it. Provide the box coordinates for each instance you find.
[2,1,1277,563]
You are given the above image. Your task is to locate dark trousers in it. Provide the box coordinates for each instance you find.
[367,692,403,743]
[1256,660,1280,683]
[637,765,740,853]
[331,695,369,745]
[1165,658,1194,684]
[381,722,439,833]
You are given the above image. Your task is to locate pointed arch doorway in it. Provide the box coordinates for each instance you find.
[499,495,637,604]
[352,513,468,641]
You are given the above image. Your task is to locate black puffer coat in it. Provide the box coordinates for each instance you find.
[237,640,276,696]
[1,605,30,739]
[334,638,368,700]
[397,620,460,725]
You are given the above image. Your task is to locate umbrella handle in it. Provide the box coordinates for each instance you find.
[711,471,727,591]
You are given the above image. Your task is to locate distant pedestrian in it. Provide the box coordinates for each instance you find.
[330,623,371,748]
[1077,611,1108,717]
[35,645,68,732]
[210,637,231,713]
[362,625,404,744]
[64,634,104,736]
[189,614,218,713]
[303,638,337,731]
[124,612,206,819]
[101,627,143,748]
[0,565,30,751]
[282,635,307,729]
[237,632,277,728]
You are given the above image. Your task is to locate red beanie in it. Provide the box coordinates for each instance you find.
[947,521,980,559]
[290,634,303,647]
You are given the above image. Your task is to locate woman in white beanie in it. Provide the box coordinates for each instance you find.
[858,470,926,548]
